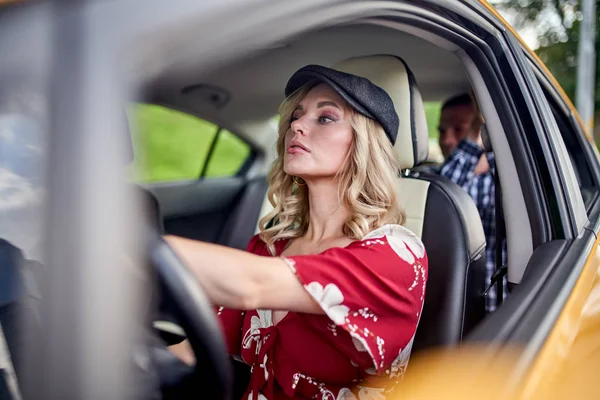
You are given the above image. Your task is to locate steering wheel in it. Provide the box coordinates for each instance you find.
[148,236,233,400]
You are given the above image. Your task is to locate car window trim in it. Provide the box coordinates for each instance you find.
[199,126,222,178]
[509,42,588,232]
[526,55,600,190]
[538,83,599,207]
[503,34,587,238]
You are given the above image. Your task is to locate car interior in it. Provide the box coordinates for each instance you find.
[129,23,502,395]
[1,3,599,398]
[138,23,490,345]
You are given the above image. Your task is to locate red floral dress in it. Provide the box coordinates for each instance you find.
[216,224,428,400]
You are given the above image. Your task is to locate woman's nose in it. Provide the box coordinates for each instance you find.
[291,117,308,136]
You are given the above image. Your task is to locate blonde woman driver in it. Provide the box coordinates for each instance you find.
[166,65,428,400]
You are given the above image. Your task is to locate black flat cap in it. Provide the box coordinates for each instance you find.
[285,65,399,145]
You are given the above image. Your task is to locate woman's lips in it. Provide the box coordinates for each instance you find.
[287,146,309,154]
[287,141,310,154]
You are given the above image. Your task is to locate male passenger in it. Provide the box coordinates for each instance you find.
[435,93,507,312]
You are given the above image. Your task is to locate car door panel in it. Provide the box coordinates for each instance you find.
[143,177,245,243]
[466,239,569,343]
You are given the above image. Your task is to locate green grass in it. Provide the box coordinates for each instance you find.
[424,102,441,140]
[130,104,250,183]
[205,130,251,177]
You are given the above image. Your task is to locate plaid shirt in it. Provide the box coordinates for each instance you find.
[436,139,508,312]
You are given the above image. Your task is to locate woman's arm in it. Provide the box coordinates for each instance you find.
[164,235,322,314]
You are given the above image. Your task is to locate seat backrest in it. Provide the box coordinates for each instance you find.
[405,171,487,348]
[333,55,487,350]
[219,177,269,250]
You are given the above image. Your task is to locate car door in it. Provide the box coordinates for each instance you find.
[461,2,600,396]
[506,50,600,398]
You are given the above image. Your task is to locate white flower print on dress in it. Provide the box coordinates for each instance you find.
[247,391,268,400]
[260,354,269,380]
[336,388,357,400]
[357,386,386,400]
[336,387,385,400]
[242,309,272,351]
[352,337,367,352]
[364,366,378,376]
[389,334,415,379]
[304,282,350,325]
[350,334,380,374]
[363,224,425,264]
[319,389,336,400]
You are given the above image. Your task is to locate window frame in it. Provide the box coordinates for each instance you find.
[199,126,257,179]
[526,55,600,212]
[497,34,587,239]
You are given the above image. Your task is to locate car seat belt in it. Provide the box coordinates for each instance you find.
[494,166,506,305]
[482,162,507,306]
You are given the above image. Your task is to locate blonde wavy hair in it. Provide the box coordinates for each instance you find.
[258,84,406,254]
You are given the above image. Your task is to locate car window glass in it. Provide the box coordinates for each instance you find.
[424,101,442,138]
[129,104,251,183]
[424,101,444,164]
[204,129,251,177]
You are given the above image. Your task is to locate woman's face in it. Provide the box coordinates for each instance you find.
[283,84,354,181]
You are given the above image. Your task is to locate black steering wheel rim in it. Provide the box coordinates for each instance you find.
[149,236,232,400]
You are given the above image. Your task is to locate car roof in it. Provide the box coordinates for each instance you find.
[142,0,586,153]
[148,23,471,152]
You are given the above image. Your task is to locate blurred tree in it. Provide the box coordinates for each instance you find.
[491,0,600,138]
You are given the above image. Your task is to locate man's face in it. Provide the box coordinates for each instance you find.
[438,104,475,158]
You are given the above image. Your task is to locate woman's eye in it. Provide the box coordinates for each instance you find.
[318,116,334,124]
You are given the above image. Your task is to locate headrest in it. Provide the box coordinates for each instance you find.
[333,55,429,170]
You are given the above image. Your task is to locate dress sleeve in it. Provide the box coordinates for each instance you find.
[282,225,428,376]
[215,234,265,355]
